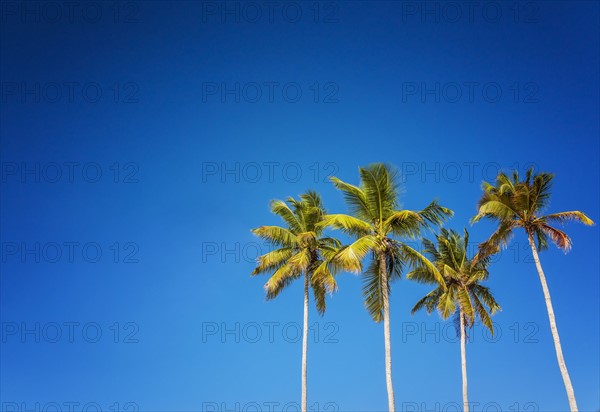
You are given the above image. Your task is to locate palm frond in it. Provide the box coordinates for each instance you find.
[311,278,328,316]
[386,245,405,281]
[319,237,342,249]
[362,257,386,322]
[400,243,446,290]
[251,225,298,247]
[473,200,517,222]
[329,177,372,220]
[443,264,461,281]
[421,237,441,262]
[265,263,301,300]
[540,224,572,252]
[542,211,594,226]
[419,200,454,228]
[534,227,549,251]
[385,210,423,239]
[529,172,553,212]
[438,235,461,270]
[457,287,475,326]
[472,292,495,335]
[406,266,437,284]
[312,260,338,295]
[270,200,303,233]
[437,289,456,320]
[472,284,501,314]
[411,288,443,315]
[252,247,294,275]
[359,163,399,222]
[300,190,323,210]
[318,214,372,237]
[334,235,378,273]
[496,172,515,195]
[476,221,515,258]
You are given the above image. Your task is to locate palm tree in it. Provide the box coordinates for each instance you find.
[251,191,341,412]
[322,163,453,411]
[472,168,594,412]
[408,228,501,412]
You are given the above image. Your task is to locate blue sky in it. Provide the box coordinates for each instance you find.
[1,1,599,411]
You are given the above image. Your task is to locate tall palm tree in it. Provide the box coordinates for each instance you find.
[322,163,453,411]
[472,169,594,412]
[408,228,501,412]
[251,191,341,412]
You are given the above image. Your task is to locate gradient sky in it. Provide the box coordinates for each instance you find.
[1,1,599,411]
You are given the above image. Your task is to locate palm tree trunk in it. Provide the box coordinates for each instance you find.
[527,233,578,411]
[301,271,309,412]
[379,253,396,412]
[459,311,469,412]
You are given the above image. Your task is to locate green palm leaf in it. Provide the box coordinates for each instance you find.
[252,247,294,275]
[410,229,500,334]
[334,235,378,273]
[252,225,298,248]
[251,192,343,314]
[318,214,372,237]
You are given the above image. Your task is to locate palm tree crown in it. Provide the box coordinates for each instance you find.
[471,168,594,256]
[251,190,341,313]
[323,163,454,320]
[408,228,501,333]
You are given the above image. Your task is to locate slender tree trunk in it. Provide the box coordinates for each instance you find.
[527,233,578,412]
[301,271,309,412]
[379,253,396,412]
[459,311,469,412]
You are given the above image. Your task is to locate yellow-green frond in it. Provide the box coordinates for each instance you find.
[437,290,456,320]
[329,176,372,220]
[286,248,311,272]
[542,211,594,226]
[411,288,443,315]
[251,225,298,247]
[385,210,423,239]
[400,243,447,291]
[475,200,517,221]
[252,247,294,276]
[334,235,378,273]
[457,287,474,325]
[312,261,338,295]
[270,200,303,233]
[318,214,372,237]
[265,263,301,300]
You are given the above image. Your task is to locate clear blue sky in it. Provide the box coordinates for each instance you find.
[1,1,599,411]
